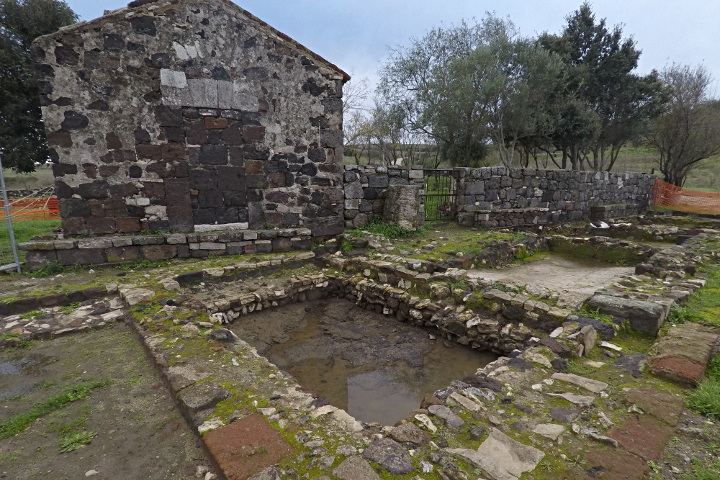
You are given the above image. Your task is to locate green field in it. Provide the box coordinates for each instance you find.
[0,219,60,266]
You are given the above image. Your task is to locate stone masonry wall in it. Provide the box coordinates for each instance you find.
[342,165,424,228]
[455,167,655,227]
[33,0,347,238]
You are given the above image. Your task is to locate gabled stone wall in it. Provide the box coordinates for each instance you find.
[33,0,347,238]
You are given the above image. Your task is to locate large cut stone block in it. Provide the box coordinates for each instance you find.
[383,185,423,231]
[586,294,667,335]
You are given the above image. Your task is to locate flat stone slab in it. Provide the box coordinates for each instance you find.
[624,388,684,427]
[551,373,608,393]
[428,404,465,428]
[547,392,596,406]
[583,446,650,480]
[448,428,544,480]
[648,323,720,386]
[203,414,294,480]
[532,424,566,441]
[608,416,674,462]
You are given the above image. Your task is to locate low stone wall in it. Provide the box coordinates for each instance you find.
[20,227,312,269]
[342,165,424,228]
[455,167,655,227]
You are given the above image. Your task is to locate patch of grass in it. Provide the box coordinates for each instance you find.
[26,260,65,278]
[0,332,32,349]
[58,431,96,452]
[58,302,82,314]
[47,417,88,436]
[681,459,720,480]
[0,379,110,439]
[680,266,720,328]
[0,219,60,264]
[118,259,170,271]
[19,310,43,319]
[576,306,614,323]
[686,355,720,421]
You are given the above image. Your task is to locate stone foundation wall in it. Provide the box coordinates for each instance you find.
[22,227,312,269]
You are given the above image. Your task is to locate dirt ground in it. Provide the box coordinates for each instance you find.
[0,323,215,480]
[468,253,635,309]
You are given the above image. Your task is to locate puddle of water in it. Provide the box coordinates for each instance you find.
[231,298,496,425]
[468,253,635,309]
[0,352,55,400]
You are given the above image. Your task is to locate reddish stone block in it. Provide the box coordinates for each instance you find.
[85,217,116,234]
[267,172,286,188]
[61,217,87,235]
[609,416,673,462]
[47,130,72,147]
[116,217,141,233]
[161,142,186,160]
[135,144,162,160]
[105,132,122,149]
[99,165,120,177]
[204,116,228,129]
[203,414,293,480]
[584,447,649,480]
[142,181,166,199]
[624,388,684,427]
[82,163,98,179]
[243,125,265,142]
[244,160,263,174]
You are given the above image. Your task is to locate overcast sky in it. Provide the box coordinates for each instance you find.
[68,0,720,96]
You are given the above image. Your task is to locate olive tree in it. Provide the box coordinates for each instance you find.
[647,64,720,186]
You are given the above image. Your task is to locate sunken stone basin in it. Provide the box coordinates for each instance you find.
[230,298,496,425]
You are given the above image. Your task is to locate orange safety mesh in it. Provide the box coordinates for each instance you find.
[0,197,60,222]
[652,179,720,215]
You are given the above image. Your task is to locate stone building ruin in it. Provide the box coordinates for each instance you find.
[33,0,349,238]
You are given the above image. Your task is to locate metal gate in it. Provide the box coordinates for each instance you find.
[422,169,458,221]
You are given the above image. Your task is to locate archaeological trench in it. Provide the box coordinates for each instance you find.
[2,1,720,480]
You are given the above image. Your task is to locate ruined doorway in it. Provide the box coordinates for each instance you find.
[423,169,458,221]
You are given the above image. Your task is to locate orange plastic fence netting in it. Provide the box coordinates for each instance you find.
[652,179,720,215]
[0,197,59,221]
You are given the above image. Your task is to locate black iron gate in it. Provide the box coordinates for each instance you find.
[422,169,458,221]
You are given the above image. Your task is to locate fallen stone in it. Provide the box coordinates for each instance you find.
[209,328,238,343]
[612,354,646,378]
[538,337,572,358]
[449,391,483,412]
[551,373,608,393]
[332,456,381,480]
[414,414,437,433]
[362,438,415,475]
[121,287,155,306]
[566,314,616,340]
[599,341,622,352]
[624,388,684,427]
[389,422,430,446]
[547,393,595,407]
[532,424,565,441]
[248,466,281,480]
[428,405,464,428]
[550,407,582,424]
[448,428,544,480]
[608,416,674,461]
[178,383,230,412]
[586,295,667,335]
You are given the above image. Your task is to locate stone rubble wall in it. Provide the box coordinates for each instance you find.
[341,165,654,229]
[342,165,424,228]
[33,0,346,238]
[455,167,656,227]
[21,228,312,270]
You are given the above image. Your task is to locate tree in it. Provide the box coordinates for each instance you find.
[646,64,720,186]
[0,0,76,172]
[377,16,513,167]
[539,2,666,171]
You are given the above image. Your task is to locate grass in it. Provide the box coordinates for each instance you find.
[0,218,60,265]
[0,379,109,439]
[681,459,720,480]
[58,431,97,452]
[686,355,720,421]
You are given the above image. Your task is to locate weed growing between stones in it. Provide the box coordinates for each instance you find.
[58,431,97,452]
[0,379,110,439]
[347,220,423,240]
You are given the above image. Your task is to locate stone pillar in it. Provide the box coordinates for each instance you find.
[383,185,423,231]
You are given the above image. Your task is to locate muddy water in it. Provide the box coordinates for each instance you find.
[231,298,496,425]
[468,254,635,309]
